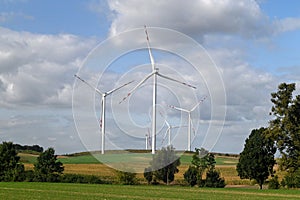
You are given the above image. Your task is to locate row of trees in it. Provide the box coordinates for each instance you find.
[13,144,43,153]
[142,146,225,187]
[237,82,300,189]
[1,141,224,186]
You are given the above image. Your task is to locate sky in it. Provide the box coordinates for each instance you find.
[0,0,300,154]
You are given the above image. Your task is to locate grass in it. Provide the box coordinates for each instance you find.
[18,153,38,164]
[58,154,100,164]
[0,182,300,200]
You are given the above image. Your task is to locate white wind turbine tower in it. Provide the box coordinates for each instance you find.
[120,25,196,154]
[74,74,133,154]
[169,96,207,151]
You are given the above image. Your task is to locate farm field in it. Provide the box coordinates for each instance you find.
[20,151,255,185]
[21,151,245,185]
[1,182,300,200]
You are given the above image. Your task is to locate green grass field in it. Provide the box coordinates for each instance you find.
[1,182,299,200]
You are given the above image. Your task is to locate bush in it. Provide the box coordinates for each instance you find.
[184,166,198,187]
[144,167,153,184]
[24,170,35,182]
[116,170,137,185]
[268,175,280,189]
[281,171,300,188]
[204,169,226,188]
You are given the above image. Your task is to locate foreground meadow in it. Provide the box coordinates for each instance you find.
[1,182,299,200]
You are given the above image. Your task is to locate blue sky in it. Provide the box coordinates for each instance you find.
[0,0,300,154]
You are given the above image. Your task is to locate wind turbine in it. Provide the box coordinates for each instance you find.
[169,96,207,151]
[145,128,151,150]
[74,74,133,154]
[120,25,196,154]
[161,119,187,147]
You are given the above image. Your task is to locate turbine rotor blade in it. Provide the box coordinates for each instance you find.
[191,96,207,111]
[157,73,196,89]
[168,105,189,113]
[106,80,134,96]
[172,125,188,129]
[144,25,155,71]
[119,72,155,104]
[190,119,196,136]
[74,74,103,95]
[165,119,170,128]
[99,99,103,129]
[161,128,170,145]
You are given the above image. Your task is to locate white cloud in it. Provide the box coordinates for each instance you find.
[107,0,300,42]
[0,27,97,108]
[108,0,272,39]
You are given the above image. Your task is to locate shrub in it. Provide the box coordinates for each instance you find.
[24,170,35,182]
[184,166,198,187]
[205,169,226,188]
[282,171,300,188]
[143,167,153,184]
[116,170,137,185]
[268,175,280,189]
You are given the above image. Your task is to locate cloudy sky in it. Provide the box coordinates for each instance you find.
[1,0,300,154]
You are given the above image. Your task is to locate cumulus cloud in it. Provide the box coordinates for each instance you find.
[107,0,300,41]
[0,27,97,108]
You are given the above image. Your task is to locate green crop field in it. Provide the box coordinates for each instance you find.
[0,182,299,200]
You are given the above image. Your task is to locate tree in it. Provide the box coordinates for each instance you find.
[237,128,276,189]
[184,149,225,187]
[34,147,64,182]
[268,83,300,172]
[204,154,225,188]
[144,146,180,185]
[190,148,210,185]
[0,142,24,181]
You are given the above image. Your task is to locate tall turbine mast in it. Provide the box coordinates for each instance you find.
[120,26,196,154]
[74,74,133,154]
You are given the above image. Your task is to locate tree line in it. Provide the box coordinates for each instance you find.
[0,141,226,187]
[237,82,300,189]
[13,144,43,153]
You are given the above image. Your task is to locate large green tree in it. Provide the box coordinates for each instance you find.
[237,128,276,189]
[144,146,180,185]
[269,82,300,172]
[34,147,64,182]
[0,142,24,181]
